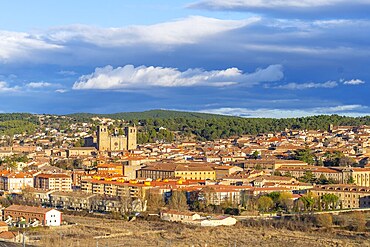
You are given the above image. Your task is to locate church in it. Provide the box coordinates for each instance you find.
[85,125,137,151]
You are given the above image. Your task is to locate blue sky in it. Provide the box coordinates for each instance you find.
[0,0,370,117]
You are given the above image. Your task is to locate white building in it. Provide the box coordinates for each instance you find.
[0,172,34,193]
[160,210,201,222]
[200,216,237,227]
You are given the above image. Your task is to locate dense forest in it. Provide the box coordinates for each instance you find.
[0,114,39,136]
[0,120,37,136]
[71,110,370,142]
[2,111,370,142]
[0,113,39,123]
[132,114,370,142]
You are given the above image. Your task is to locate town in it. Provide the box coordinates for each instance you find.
[0,113,369,245]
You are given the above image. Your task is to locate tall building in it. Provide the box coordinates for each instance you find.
[96,125,137,151]
[125,126,137,150]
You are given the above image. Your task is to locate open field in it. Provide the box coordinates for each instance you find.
[24,215,370,247]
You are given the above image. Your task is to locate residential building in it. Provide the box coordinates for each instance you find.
[34,173,72,191]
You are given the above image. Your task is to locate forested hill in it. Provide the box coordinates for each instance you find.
[69,110,370,141]
[68,109,227,121]
[2,111,370,141]
[0,113,39,136]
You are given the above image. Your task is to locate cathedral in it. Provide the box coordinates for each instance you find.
[85,125,137,151]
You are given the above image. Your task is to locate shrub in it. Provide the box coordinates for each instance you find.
[224,208,240,215]
[315,214,332,228]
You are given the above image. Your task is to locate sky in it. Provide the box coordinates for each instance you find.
[1,0,370,117]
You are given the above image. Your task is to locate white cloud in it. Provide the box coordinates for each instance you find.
[275,81,337,90]
[323,105,364,112]
[26,82,53,88]
[0,16,259,63]
[0,31,62,62]
[58,70,77,76]
[73,64,283,90]
[189,0,370,9]
[244,44,354,55]
[0,81,19,92]
[198,104,367,118]
[55,89,68,93]
[45,16,260,46]
[343,79,365,85]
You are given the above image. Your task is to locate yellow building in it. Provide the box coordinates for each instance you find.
[175,164,216,180]
[277,166,370,186]
[139,163,216,180]
[97,163,124,175]
[311,184,370,209]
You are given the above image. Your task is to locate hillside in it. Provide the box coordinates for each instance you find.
[2,110,370,141]
[29,215,369,247]
[68,109,230,121]
[67,110,370,142]
[0,113,39,136]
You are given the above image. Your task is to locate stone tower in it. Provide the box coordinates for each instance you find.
[329,124,334,133]
[97,125,110,151]
[125,126,137,150]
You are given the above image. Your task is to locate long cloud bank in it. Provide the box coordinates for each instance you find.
[189,0,370,18]
[199,104,368,118]
[73,64,284,90]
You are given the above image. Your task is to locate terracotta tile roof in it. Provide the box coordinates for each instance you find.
[4,172,33,179]
[5,205,55,214]
[162,210,198,216]
[36,173,71,179]
[0,231,17,240]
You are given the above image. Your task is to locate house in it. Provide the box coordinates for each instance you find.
[160,210,201,222]
[97,163,124,175]
[0,171,34,193]
[0,221,8,232]
[214,166,243,179]
[67,147,97,157]
[3,205,62,227]
[0,231,25,243]
[252,175,297,188]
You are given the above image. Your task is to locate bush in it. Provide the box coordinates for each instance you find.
[241,216,312,232]
[224,208,240,215]
[315,214,332,228]
[349,212,366,232]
